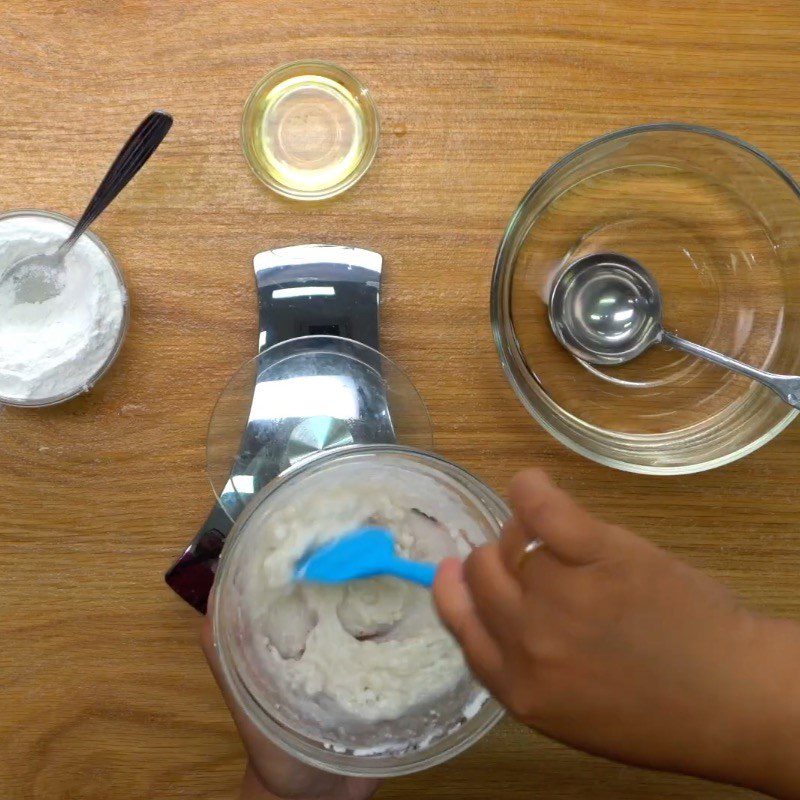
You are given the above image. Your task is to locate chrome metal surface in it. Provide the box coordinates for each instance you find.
[219,244,388,514]
[284,416,355,467]
[2,111,172,302]
[166,244,390,612]
[254,244,382,353]
[215,336,398,522]
[550,252,800,409]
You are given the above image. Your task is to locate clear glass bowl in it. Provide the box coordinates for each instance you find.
[491,124,800,474]
[212,445,507,777]
[242,61,380,201]
[0,209,129,407]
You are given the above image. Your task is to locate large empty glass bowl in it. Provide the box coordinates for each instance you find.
[492,124,800,474]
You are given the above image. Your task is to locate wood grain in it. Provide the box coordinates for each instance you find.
[0,1,799,798]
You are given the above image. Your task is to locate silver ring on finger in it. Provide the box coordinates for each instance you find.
[516,538,545,573]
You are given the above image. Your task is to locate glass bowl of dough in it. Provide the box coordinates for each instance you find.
[491,123,800,474]
[207,337,507,774]
[211,441,507,774]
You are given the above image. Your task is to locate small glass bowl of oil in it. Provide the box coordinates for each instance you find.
[242,61,380,201]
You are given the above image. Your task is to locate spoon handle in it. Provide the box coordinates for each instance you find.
[661,331,800,409]
[58,111,173,255]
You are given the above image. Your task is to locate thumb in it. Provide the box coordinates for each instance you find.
[509,469,609,565]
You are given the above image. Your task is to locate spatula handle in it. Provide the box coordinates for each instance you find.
[388,558,437,588]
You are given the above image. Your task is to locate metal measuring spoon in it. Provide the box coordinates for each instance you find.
[548,252,800,409]
[2,111,173,303]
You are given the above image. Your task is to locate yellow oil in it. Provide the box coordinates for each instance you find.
[248,74,366,196]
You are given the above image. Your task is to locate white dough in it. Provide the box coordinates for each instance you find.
[240,466,475,723]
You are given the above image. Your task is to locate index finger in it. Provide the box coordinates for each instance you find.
[433,558,505,690]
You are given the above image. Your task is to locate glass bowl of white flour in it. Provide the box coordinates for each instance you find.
[213,445,508,776]
[0,210,128,406]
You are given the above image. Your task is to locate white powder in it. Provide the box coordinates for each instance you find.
[0,213,126,404]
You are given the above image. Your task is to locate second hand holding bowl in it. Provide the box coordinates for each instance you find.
[549,252,800,409]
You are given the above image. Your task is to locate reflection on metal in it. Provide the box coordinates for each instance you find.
[255,244,382,355]
[166,245,388,613]
[216,341,397,521]
[254,244,382,275]
[284,416,355,468]
[251,375,362,422]
[272,285,336,299]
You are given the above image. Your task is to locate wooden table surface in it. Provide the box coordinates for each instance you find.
[1,1,799,798]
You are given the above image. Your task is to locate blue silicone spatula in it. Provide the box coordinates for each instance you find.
[294,527,437,588]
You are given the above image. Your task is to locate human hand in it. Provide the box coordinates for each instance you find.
[434,469,800,798]
[201,605,380,800]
